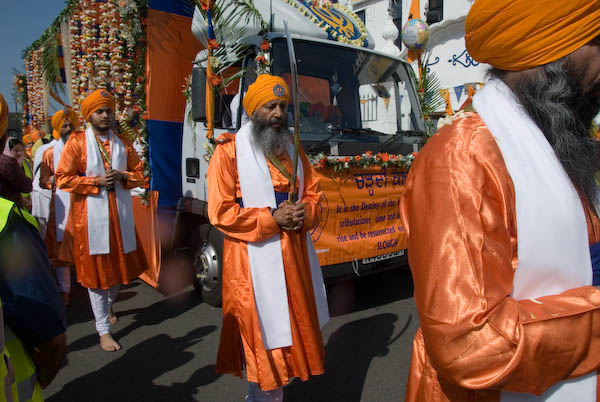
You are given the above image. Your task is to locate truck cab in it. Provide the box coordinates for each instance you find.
[173,1,425,306]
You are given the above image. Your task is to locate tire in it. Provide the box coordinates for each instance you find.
[190,224,224,307]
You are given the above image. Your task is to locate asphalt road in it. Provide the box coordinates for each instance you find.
[44,267,418,402]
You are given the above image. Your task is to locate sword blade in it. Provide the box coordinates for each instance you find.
[284,21,301,203]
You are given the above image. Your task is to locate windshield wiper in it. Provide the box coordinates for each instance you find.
[375,130,425,152]
[334,127,386,136]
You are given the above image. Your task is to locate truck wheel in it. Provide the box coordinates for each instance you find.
[191,224,224,306]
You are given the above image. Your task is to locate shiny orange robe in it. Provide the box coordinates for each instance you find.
[400,114,600,402]
[56,131,147,290]
[207,133,325,391]
[39,146,71,267]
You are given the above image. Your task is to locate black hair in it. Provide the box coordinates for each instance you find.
[8,138,23,150]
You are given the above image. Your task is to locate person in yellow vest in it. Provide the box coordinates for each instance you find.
[0,298,17,402]
[0,94,66,401]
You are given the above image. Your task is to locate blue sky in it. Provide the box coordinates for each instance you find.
[0,0,66,114]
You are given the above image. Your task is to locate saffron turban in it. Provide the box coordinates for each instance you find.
[0,94,7,139]
[51,108,78,140]
[243,74,290,118]
[465,0,600,71]
[22,133,34,145]
[80,89,115,120]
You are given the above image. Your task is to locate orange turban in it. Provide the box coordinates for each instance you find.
[22,134,33,145]
[243,74,290,118]
[465,0,600,71]
[0,93,8,139]
[51,108,78,140]
[80,89,115,120]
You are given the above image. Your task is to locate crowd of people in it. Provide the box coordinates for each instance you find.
[0,88,150,400]
[1,0,600,401]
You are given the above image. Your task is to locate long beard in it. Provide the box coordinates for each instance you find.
[491,59,600,203]
[250,114,292,155]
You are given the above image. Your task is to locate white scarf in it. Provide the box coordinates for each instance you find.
[53,138,71,242]
[85,127,136,255]
[31,140,56,220]
[235,121,329,350]
[474,79,596,402]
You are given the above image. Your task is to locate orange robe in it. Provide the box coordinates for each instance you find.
[207,133,325,391]
[56,131,147,290]
[400,114,600,402]
[39,146,70,267]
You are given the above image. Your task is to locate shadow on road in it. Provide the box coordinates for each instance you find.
[327,268,414,317]
[48,326,220,402]
[67,289,202,352]
[285,312,407,402]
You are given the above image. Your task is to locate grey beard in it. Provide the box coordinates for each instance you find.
[490,59,600,203]
[250,114,292,155]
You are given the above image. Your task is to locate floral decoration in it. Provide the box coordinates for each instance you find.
[309,150,417,173]
[13,73,28,130]
[22,0,150,200]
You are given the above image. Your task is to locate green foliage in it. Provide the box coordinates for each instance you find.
[410,52,444,137]
[191,0,267,89]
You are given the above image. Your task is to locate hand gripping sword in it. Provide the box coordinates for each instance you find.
[284,21,301,203]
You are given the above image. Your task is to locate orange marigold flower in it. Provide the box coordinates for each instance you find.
[209,74,222,86]
[342,156,351,163]
[208,39,220,50]
[380,153,389,162]
[260,41,271,51]
[411,151,418,157]
[354,155,361,161]
[364,150,373,157]
[255,55,266,64]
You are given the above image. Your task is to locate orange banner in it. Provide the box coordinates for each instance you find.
[309,166,408,266]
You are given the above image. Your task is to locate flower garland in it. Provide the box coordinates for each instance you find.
[309,150,417,172]
[13,74,28,130]
[64,0,150,198]
[256,40,272,75]
[24,49,46,131]
[281,0,368,47]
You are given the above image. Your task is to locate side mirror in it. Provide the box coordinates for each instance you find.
[191,66,206,122]
[191,66,224,125]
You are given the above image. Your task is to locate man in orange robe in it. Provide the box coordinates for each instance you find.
[56,89,146,352]
[207,74,329,401]
[400,1,600,401]
[39,109,78,305]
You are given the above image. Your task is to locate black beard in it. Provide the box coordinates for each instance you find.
[491,59,600,204]
[250,114,291,155]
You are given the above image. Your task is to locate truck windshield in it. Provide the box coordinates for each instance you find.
[270,37,425,156]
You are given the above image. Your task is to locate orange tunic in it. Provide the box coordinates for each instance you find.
[56,131,147,290]
[207,133,325,391]
[39,146,67,267]
[400,114,600,402]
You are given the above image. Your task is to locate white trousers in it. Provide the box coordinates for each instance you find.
[55,266,71,293]
[88,285,120,336]
[246,383,283,402]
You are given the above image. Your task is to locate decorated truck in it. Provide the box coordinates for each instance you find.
[172,0,426,305]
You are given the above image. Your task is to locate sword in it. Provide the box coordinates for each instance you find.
[284,21,301,203]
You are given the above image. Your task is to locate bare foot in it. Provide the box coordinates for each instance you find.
[100,334,121,351]
[109,308,118,325]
